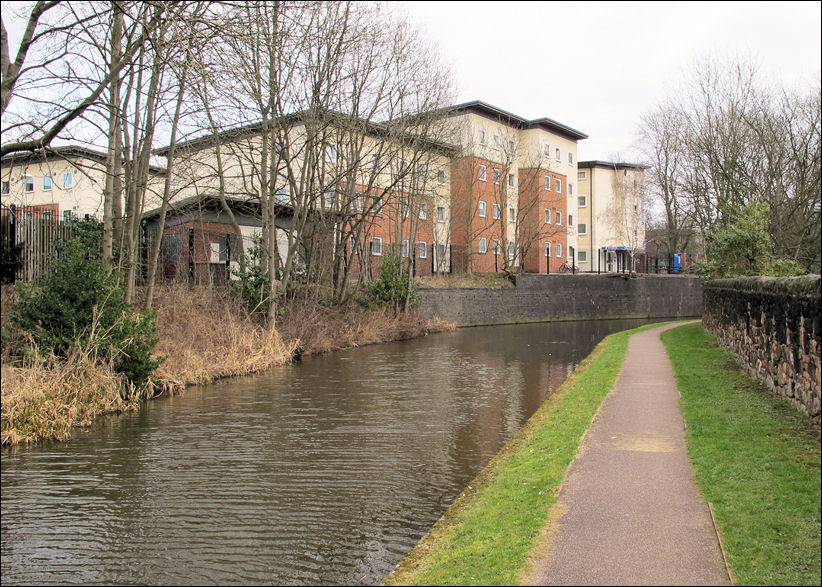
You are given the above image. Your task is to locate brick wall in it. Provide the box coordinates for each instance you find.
[418,274,702,326]
[703,276,821,420]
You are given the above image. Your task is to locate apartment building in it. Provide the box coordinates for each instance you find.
[575,161,647,273]
[1,146,164,221]
[433,101,587,274]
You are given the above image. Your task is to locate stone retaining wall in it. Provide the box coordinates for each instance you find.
[702,276,821,420]
[418,274,702,327]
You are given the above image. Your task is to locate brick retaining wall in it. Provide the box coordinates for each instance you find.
[702,276,821,420]
[418,274,702,327]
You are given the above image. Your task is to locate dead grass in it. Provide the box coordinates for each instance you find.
[418,272,515,289]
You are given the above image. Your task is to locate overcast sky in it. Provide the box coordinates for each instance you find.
[399,0,822,162]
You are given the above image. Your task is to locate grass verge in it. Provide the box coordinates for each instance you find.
[661,323,821,586]
[382,321,674,586]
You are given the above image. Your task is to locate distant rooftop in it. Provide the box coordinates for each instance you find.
[578,160,648,170]
[1,144,166,175]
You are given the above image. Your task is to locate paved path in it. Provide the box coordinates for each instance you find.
[528,322,731,586]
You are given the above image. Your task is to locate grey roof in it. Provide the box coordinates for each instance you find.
[1,144,166,175]
[578,160,648,170]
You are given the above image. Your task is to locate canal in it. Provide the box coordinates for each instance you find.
[1,318,660,585]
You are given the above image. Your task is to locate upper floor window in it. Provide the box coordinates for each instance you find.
[478,164,487,182]
[544,176,552,191]
[323,192,334,209]
[478,200,487,217]
[543,143,551,157]
[436,206,446,222]
[578,223,588,235]
[479,237,487,254]
[568,153,574,165]
[556,178,562,193]
[371,236,383,256]
[418,241,427,258]
[325,144,337,163]
[418,203,427,220]
[437,169,446,185]
[493,168,501,185]
[508,139,515,152]
[556,210,562,225]
[23,175,34,193]
[492,134,501,149]
[43,175,52,191]
[401,239,410,258]
[418,163,428,181]
[508,173,515,188]
[1,180,10,195]
[492,203,501,219]
[555,147,561,161]
[508,241,515,258]
[371,153,379,171]
[478,129,487,145]
[63,171,74,188]
[545,209,551,224]
[508,207,516,222]
[568,183,573,196]
[569,214,574,226]
[578,195,587,207]
[578,170,587,180]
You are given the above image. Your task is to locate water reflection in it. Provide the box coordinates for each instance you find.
[1,319,659,585]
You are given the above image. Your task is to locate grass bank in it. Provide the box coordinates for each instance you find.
[661,323,821,586]
[382,321,672,586]
[1,286,453,446]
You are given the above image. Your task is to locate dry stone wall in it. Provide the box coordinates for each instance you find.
[703,276,821,421]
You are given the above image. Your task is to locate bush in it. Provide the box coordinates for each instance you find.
[368,246,419,313]
[10,221,163,387]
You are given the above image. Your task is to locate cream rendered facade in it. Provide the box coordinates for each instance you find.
[575,161,646,272]
[1,147,164,220]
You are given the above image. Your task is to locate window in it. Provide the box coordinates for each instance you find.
[417,241,427,258]
[400,159,410,175]
[578,170,587,180]
[492,134,501,149]
[373,195,383,215]
[436,206,445,222]
[577,195,587,207]
[555,147,561,161]
[508,207,516,222]
[568,152,574,164]
[372,237,383,256]
[438,244,446,260]
[493,168,501,184]
[43,175,52,191]
[545,242,552,257]
[568,183,573,196]
[478,129,487,145]
[543,143,551,157]
[556,210,562,225]
[274,187,289,204]
[418,203,427,220]
[418,163,428,181]
[402,239,410,258]
[478,200,487,217]
[1,181,8,195]
[323,192,334,209]
[578,250,588,262]
[493,239,501,255]
[545,209,551,224]
[556,178,562,193]
[492,203,501,219]
[63,172,73,189]
[544,175,552,191]
[569,214,574,226]
[371,153,379,172]
[401,198,410,218]
[325,144,337,163]
[437,169,446,185]
[62,210,72,222]
[23,175,34,193]
[508,139,515,152]
[479,237,487,254]
[508,173,515,188]
[508,241,515,258]
[556,243,563,257]
[478,164,487,181]
[578,223,587,235]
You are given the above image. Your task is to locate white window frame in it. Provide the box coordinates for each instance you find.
[545,242,552,257]
[578,223,587,235]
[578,170,587,180]
[43,175,52,191]
[544,175,552,191]
[543,143,551,157]
[493,239,501,255]
[577,195,587,207]
[508,173,515,188]
[569,214,574,226]
[555,147,561,161]
[417,241,427,259]
[478,164,487,182]
[556,243,563,257]
[508,206,516,222]
[436,206,446,222]
[1,180,9,195]
[492,134,501,149]
[372,237,383,256]
[556,178,562,194]
[23,174,34,193]
[437,169,446,185]
[479,237,487,254]
[556,210,562,225]
[418,163,428,181]
[402,239,410,258]
[568,152,574,165]
[568,183,574,196]
[508,241,515,258]
[545,209,551,224]
[578,250,588,262]
[478,200,487,217]
[418,203,427,220]
[478,129,487,145]
[508,139,515,152]
[492,203,501,219]
[493,168,501,185]
[63,172,73,189]
[325,144,337,163]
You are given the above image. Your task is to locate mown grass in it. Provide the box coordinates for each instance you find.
[661,323,821,586]
[382,321,675,586]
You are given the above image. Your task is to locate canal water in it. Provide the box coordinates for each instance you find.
[1,318,659,585]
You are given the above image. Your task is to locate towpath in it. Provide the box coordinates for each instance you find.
[528,322,732,586]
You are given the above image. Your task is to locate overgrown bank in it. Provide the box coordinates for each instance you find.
[1,285,453,446]
[382,322,670,586]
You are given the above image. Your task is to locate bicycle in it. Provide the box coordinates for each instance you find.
[558,261,573,273]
